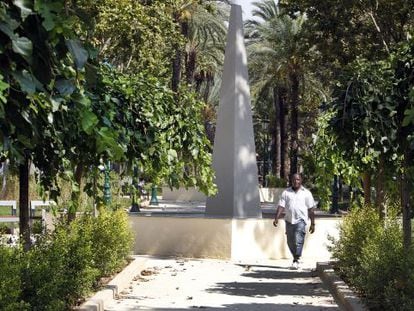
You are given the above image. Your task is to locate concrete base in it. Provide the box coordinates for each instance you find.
[129,215,340,262]
[161,187,284,203]
[161,187,207,201]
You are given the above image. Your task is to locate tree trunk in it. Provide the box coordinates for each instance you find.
[19,158,30,251]
[375,155,386,219]
[279,88,289,180]
[289,71,299,176]
[186,50,197,86]
[362,171,371,206]
[402,148,412,251]
[273,88,281,178]
[172,48,182,93]
[203,74,213,103]
[171,19,189,94]
[68,163,83,223]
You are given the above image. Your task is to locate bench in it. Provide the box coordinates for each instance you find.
[0,200,17,216]
[30,200,56,217]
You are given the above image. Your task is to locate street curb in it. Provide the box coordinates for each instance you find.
[316,262,367,311]
[76,256,149,311]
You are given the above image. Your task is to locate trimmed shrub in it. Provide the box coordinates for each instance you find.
[329,206,383,287]
[91,209,133,276]
[0,246,29,311]
[23,217,99,310]
[0,209,133,310]
[331,206,414,309]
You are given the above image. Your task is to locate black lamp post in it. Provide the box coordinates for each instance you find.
[103,161,112,206]
[130,166,140,212]
[330,175,339,214]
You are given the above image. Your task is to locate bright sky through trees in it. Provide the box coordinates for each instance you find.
[232,0,256,20]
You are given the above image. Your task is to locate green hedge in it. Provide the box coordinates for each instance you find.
[0,247,29,310]
[330,206,414,310]
[0,209,133,310]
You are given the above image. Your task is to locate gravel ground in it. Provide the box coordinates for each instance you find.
[105,256,339,311]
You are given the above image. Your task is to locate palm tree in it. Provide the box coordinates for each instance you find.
[246,0,322,179]
[171,0,229,94]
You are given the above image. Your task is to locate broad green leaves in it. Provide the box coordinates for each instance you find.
[12,70,43,94]
[34,0,63,31]
[66,40,89,70]
[96,67,215,194]
[12,36,33,62]
[80,110,98,135]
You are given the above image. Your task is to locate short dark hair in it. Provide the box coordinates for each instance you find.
[290,173,302,181]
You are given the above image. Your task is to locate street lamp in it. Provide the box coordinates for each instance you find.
[149,184,159,206]
[330,175,339,214]
[103,161,112,206]
[130,166,140,212]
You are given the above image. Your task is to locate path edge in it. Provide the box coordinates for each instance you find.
[76,256,148,311]
[316,261,367,311]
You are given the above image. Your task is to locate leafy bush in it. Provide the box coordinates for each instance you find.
[330,206,414,309]
[24,217,99,309]
[266,175,287,188]
[0,246,29,311]
[91,209,133,276]
[0,209,133,310]
[330,206,383,285]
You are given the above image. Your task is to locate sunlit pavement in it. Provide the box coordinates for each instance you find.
[105,256,339,311]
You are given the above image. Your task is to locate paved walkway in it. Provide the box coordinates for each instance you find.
[105,256,339,310]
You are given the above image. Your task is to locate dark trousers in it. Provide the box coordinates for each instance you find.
[285,219,306,262]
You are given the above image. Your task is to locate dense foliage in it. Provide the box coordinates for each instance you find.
[330,207,414,310]
[0,0,217,243]
[0,209,132,310]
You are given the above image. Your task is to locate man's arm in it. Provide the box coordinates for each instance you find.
[308,207,315,233]
[273,206,284,227]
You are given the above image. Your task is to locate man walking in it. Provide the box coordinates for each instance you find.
[273,173,316,270]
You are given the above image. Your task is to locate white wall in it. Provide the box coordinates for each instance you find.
[129,215,341,262]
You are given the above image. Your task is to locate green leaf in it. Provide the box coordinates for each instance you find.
[0,22,16,39]
[97,127,125,160]
[403,108,414,127]
[12,70,36,94]
[81,110,99,135]
[13,0,32,21]
[50,97,61,112]
[66,40,88,70]
[167,149,177,162]
[34,0,62,31]
[55,79,75,95]
[12,36,32,63]
[0,10,20,37]
[0,75,9,107]
[17,134,33,148]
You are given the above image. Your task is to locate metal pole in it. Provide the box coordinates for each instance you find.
[149,185,159,206]
[130,166,140,212]
[330,175,339,214]
[103,161,112,206]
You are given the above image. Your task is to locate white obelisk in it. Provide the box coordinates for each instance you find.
[205,4,261,218]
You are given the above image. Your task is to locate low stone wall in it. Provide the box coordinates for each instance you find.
[161,187,284,203]
[161,187,207,201]
[129,215,341,262]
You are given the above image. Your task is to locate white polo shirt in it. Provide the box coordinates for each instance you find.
[277,186,315,224]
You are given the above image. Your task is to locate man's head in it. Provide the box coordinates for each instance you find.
[290,173,302,190]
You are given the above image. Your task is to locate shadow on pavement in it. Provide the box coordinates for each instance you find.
[240,267,315,279]
[206,280,330,297]
[112,302,338,310]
